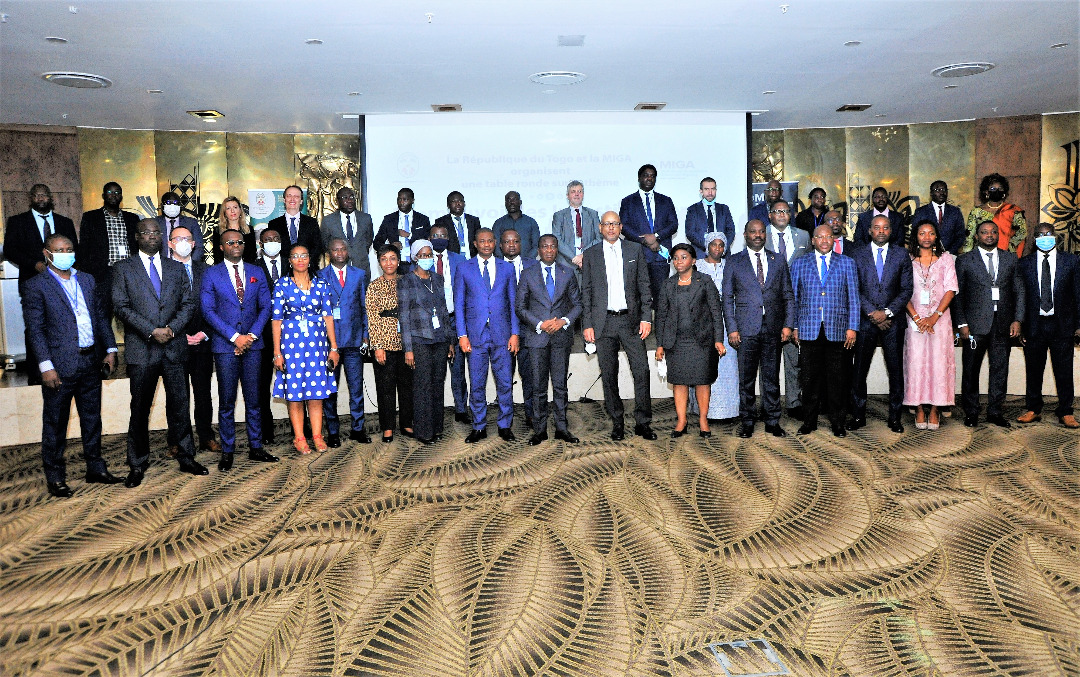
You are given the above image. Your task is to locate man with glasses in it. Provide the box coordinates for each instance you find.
[824,210,855,256]
[157,191,203,262]
[80,182,141,317]
[766,199,809,421]
[749,179,783,226]
[320,186,373,277]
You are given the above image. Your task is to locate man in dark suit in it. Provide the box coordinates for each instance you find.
[430,191,481,258]
[499,228,540,427]
[317,237,371,446]
[722,219,796,438]
[429,223,470,423]
[157,191,203,263]
[518,234,582,445]
[551,180,601,272]
[850,215,914,432]
[685,176,736,254]
[454,228,520,442]
[267,185,322,271]
[619,164,678,303]
[79,181,141,315]
[748,179,782,225]
[954,220,1024,427]
[23,234,123,498]
[1017,222,1080,428]
[320,186,373,278]
[112,219,209,486]
[794,187,829,236]
[373,187,430,268]
[825,210,856,256]
[581,211,657,441]
[910,181,966,255]
[765,198,810,419]
[853,186,906,247]
[256,228,289,444]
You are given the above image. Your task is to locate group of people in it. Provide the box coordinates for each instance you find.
[4,165,1078,500]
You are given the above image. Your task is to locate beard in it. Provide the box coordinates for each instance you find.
[33,200,55,214]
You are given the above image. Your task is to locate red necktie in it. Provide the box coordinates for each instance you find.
[233,264,244,303]
[575,209,582,238]
[437,254,444,275]
[338,268,345,287]
[833,239,842,254]
[937,205,943,223]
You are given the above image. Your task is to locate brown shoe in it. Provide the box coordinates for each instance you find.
[1016,411,1041,424]
[200,439,222,453]
[1059,415,1080,429]
[165,444,180,458]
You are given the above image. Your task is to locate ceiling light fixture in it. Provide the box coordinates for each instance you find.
[762,90,776,95]
[147,88,163,94]
[431,104,462,112]
[347,91,361,96]
[187,109,224,119]
[874,114,887,118]
[844,40,861,47]
[341,114,360,119]
[45,36,68,43]
[305,38,323,45]
[1050,42,1068,49]
[943,85,958,90]
[836,103,871,112]
[931,62,995,78]
[529,71,586,86]
[634,102,666,111]
[41,71,111,88]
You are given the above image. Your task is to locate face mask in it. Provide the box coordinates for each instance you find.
[431,238,449,253]
[987,189,1005,202]
[173,240,193,258]
[163,204,181,218]
[49,252,75,271]
[416,257,435,271]
[701,198,715,206]
[262,241,281,257]
[1035,235,1057,252]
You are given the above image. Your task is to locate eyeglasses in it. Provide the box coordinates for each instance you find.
[223,239,244,246]
[170,236,193,243]
[290,253,309,260]
[600,221,621,227]
[104,189,122,195]
[770,209,791,216]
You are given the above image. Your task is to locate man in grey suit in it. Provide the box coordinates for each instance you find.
[765,198,810,420]
[551,180,601,271]
[517,234,582,445]
[581,211,656,441]
[954,220,1024,428]
[321,186,373,277]
[112,219,209,487]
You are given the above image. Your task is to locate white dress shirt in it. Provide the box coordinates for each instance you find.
[35,210,55,241]
[1037,248,1058,316]
[138,250,163,284]
[572,208,584,254]
[772,228,794,262]
[477,254,496,288]
[603,241,627,311]
[503,255,523,283]
[749,247,769,283]
[397,211,413,261]
[434,250,454,312]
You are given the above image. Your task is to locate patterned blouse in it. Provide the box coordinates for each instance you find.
[366,275,403,351]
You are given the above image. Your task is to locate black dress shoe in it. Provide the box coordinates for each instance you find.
[262,436,275,446]
[454,412,471,424]
[401,429,416,439]
[554,430,579,443]
[249,449,279,462]
[832,424,847,438]
[963,416,978,427]
[465,429,488,443]
[382,433,394,443]
[699,430,712,438]
[848,416,866,430]
[47,481,73,498]
[498,427,516,441]
[179,460,209,475]
[671,428,686,438]
[218,454,234,471]
[350,430,372,443]
[125,468,144,488]
[634,425,657,441]
[611,427,625,441]
[986,414,1011,428]
[764,423,787,437]
[888,420,905,433]
[529,432,549,445]
[787,406,804,421]
[325,433,340,448]
[417,437,434,444]
[737,424,754,438]
[797,423,818,435]
[85,470,123,484]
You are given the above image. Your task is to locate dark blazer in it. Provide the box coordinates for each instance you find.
[580,239,654,335]
[1018,249,1080,338]
[684,201,736,254]
[515,261,582,349]
[268,213,322,268]
[954,248,1024,336]
[853,209,905,248]
[911,203,966,255]
[655,270,725,350]
[453,256,520,344]
[3,210,79,284]
[78,208,141,282]
[209,228,258,264]
[430,213,481,258]
[619,191,678,267]
[851,243,914,329]
[316,264,368,348]
[721,248,795,337]
[789,252,861,341]
[321,210,374,275]
[835,238,857,256]
[551,206,601,267]
[112,253,195,364]
[199,261,273,354]
[794,208,828,235]
[748,201,770,226]
[398,271,452,352]
[22,270,115,377]
[374,210,431,255]
[157,215,203,260]
[181,258,211,352]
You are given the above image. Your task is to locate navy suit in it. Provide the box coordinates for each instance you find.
[317,264,369,436]
[747,201,770,226]
[23,270,116,484]
[177,258,215,447]
[200,261,272,455]
[850,243,914,422]
[432,249,469,415]
[501,256,540,421]
[431,213,481,258]
[373,211,431,267]
[853,209,906,248]
[620,190,678,302]
[685,201,736,254]
[268,213,322,271]
[911,203,966,255]
[454,256,520,430]
[158,215,203,262]
[1018,249,1080,417]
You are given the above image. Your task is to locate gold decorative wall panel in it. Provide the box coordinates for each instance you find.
[225,133,295,199]
[1040,112,1080,251]
[77,128,157,219]
[154,131,228,208]
[294,134,361,218]
[750,130,784,183]
[845,125,909,229]
[909,120,975,215]
[782,127,845,214]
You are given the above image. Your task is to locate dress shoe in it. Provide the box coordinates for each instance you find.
[262,436,275,446]
[350,430,372,443]
[179,460,209,475]
[797,423,818,435]
[985,414,1010,428]
[498,427,516,441]
[382,433,394,443]
[249,449,279,462]
[671,428,686,439]
[465,429,488,443]
[124,468,144,488]
[554,430,579,443]
[737,424,754,438]
[85,470,123,484]
[764,423,787,437]
[888,420,905,433]
[699,430,712,439]
[200,439,222,453]
[312,435,329,452]
[1059,414,1080,429]
[417,437,434,444]
[529,432,549,446]
[915,421,929,430]
[848,416,866,430]
[454,412,471,424]
[218,454,234,471]
[47,481,73,498]
[611,427,625,441]
[165,444,180,459]
[1016,411,1041,424]
[401,429,416,439]
[634,425,657,441]
[326,433,341,448]
[787,406,804,421]
[832,424,847,438]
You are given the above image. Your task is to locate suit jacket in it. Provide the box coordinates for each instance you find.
[765,225,810,263]
[684,202,736,254]
[22,269,116,377]
[1018,249,1080,338]
[79,208,141,282]
[199,261,272,354]
[835,238,856,256]
[316,263,368,348]
[373,210,431,256]
[180,258,211,352]
[516,261,581,349]
[953,247,1024,336]
[498,255,540,287]
[619,191,678,267]
[655,269,725,350]
[320,210,374,275]
[580,239,654,335]
[721,248,795,338]
[209,228,258,264]
[851,243,914,329]
[789,252,861,342]
[453,256,520,344]
[3,210,79,283]
[551,206,600,267]
[430,213,481,258]
[112,253,195,364]
[911,203,966,255]
[794,208,828,235]
[268,213,322,269]
[853,209,906,248]
[748,201,770,226]
[398,271,453,352]
[157,215,203,261]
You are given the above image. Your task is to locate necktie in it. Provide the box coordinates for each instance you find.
[345,214,353,240]
[404,214,410,233]
[707,205,715,232]
[986,252,996,284]
[338,268,345,288]
[233,263,244,303]
[270,258,279,282]
[645,193,654,232]
[574,209,582,238]
[545,266,555,300]
[875,246,885,282]
[755,252,765,287]
[482,259,491,288]
[777,231,788,261]
[40,215,51,240]
[148,255,161,297]
[436,253,444,276]
[185,262,193,286]
[1041,253,1053,312]
[819,254,828,282]
[937,205,944,223]
[833,238,842,254]
[455,216,465,245]
[289,217,298,244]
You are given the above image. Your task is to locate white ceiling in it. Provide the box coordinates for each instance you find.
[1,0,1077,133]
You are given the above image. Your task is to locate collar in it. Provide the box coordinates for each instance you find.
[932,201,946,208]
[265,254,280,264]
[139,250,158,263]
[331,263,347,273]
[399,210,413,217]
[872,242,889,254]
[226,258,245,268]
[504,255,520,265]
[34,210,55,220]
[873,208,890,217]
[284,210,301,219]
[639,189,653,199]
[478,254,493,262]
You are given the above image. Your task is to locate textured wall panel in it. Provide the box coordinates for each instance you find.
[225,133,295,199]
[783,127,846,215]
[0,125,82,234]
[974,115,1042,227]
[1039,112,1080,251]
[908,120,975,218]
[77,127,157,221]
[845,125,909,230]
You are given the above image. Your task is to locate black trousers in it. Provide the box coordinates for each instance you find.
[529,340,572,433]
[40,351,107,484]
[851,320,905,421]
[258,333,276,442]
[178,347,214,446]
[126,357,195,469]
[799,325,847,427]
[961,312,1011,418]
[736,331,782,426]
[596,313,652,428]
[1024,316,1075,416]
[411,341,449,440]
[373,349,414,432]
[512,348,535,420]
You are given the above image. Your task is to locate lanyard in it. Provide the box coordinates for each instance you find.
[49,270,81,316]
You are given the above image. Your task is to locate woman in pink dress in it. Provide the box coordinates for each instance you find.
[903,219,958,429]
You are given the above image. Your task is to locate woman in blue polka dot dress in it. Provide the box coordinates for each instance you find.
[271,245,340,455]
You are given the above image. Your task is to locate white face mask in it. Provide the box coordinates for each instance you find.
[261,241,282,258]
[163,204,181,218]
[173,240,193,259]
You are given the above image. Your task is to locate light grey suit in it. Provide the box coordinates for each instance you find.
[551,206,600,269]
[321,210,374,276]
[765,224,810,411]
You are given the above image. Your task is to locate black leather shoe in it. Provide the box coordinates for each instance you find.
[350,430,372,443]
[963,416,978,427]
[787,406,804,421]
[455,412,471,424]
[764,423,787,437]
[888,420,905,433]
[326,433,341,448]
[249,449,279,463]
[124,468,144,488]
[985,414,1011,428]
[797,423,817,435]
[529,432,549,445]
[848,416,866,430]
[699,430,712,438]
[179,460,209,475]
[671,428,686,438]
[498,427,516,441]
[47,481,73,498]
[218,454,234,471]
[401,429,416,439]
[737,424,754,438]
[832,425,847,438]
[554,430,579,443]
[611,426,625,441]
[465,429,488,443]
[634,425,657,441]
[85,470,123,484]
[382,433,394,443]
[417,437,434,444]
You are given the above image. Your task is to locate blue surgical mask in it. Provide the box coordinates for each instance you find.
[416,257,435,271]
[49,252,75,271]
[431,238,449,253]
[1035,235,1057,252]
[702,198,715,206]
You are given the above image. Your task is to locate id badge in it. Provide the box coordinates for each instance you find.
[991,287,1000,301]
[333,306,341,320]
[299,318,310,336]
[919,289,931,305]
[432,310,441,330]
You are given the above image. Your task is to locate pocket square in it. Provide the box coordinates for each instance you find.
[627,259,636,263]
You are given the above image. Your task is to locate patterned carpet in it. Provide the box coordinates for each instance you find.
[1,398,1078,676]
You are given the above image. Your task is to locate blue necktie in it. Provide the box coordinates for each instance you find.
[875,247,885,282]
[481,259,490,288]
[819,254,828,282]
[645,193,654,232]
[148,255,161,297]
[185,262,193,286]
[270,258,279,282]
[545,266,555,300]
[289,217,298,244]
[345,214,353,240]
[455,216,465,246]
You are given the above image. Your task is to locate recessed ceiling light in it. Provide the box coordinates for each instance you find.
[305,38,323,45]
[147,88,163,94]
[836,103,871,112]
[874,114,887,118]
[41,71,111,88]
[431,104,462,112]
[557,34,585,47]
[187,109,224,119]
[529,71,586,86]
[347,91,361,96]
[844,40,861,47]
[1050,42,1069,49]
[45,36,68,43]
[634,102,666,111]
[932,62,995,78]
[341,113,360,119]
[943,85,958,90]
[762,90,776,95]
